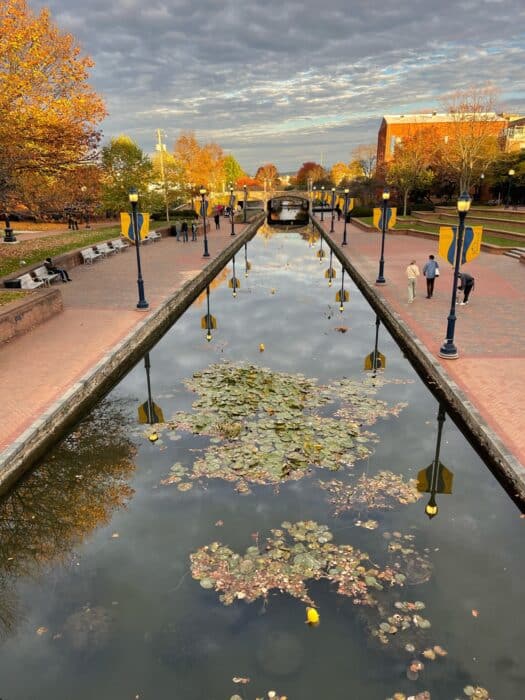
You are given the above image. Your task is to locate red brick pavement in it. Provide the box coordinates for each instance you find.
[0,223,244,452]
[321,218,525,468]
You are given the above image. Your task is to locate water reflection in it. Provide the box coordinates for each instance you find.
[0,404,136,639]
[228,255,240,297]
[363,316,386,374]
[335,266,349,312]
[201,285,218,342]
[325,249,337,287]
[417,404,454,519]
[137,352,165,425]
[268,196,309,226]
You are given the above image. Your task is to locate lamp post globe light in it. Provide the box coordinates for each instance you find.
[342,188,350,246]
[229,185,235,236]
[506,169,515,208]
[200,187,210,257]
[438,192,472,359]
[320,186,325,221]
[375,189,390,285]
[129,188,149,310]
[330,187,336,233]
[479,172,485,202]
[243,184,247,223]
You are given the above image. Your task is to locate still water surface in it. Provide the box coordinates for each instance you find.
[0,229,523,700]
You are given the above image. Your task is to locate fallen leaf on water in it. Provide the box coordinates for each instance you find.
[232,677,250,684]
[334,326,348,333]
[471,609,479,617]
[111,532,120,539]
[215,520,224,527]
[36,627,48,636]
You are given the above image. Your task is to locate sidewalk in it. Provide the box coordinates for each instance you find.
[320,217,525,470]
[0,222,246,455]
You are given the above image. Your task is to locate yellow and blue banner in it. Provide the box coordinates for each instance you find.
[373,207,397,231]
[439,226,482,265]
[364,351,386,371]
[193,197,214,217]
[120,212,150,242]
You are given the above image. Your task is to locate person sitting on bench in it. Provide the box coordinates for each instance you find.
[45,257,71,282]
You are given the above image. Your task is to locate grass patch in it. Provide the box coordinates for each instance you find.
[0,290,29,307]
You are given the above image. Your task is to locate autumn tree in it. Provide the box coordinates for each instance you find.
[351,145,377,180]
[223,154,246,187]
[331,162,351,186]
[295,162,326,187]
[0,0,106,217]
[101,136,154,212]
[173,131,226,195]
[386,133,435,215]
[255,163,279,187]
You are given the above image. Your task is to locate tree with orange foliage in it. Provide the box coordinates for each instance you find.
[0,0,106,217]
[386,132,435,215]
[173,131,226,195]
[255,163,279,187]
[295,162,326,187]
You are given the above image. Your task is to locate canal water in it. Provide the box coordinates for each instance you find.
[0,228,523,700]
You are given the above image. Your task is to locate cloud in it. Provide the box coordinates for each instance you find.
[33,0,525,171]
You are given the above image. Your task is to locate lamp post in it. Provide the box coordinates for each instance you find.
[375,189,390,285]
[3,212,16,243]
[129,188,149,310]
[80,186,90,228]
[438,192,471,359]
[320,186,325,221]
[342,188,350,246]
[330,187,336,233]
[425,404,446,519]
[506,169,515,208]
[229,186,235,236]
[243,184,247,223]
[199,187,210,257]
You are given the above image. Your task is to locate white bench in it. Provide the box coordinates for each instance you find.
[81,248,103,264]
[33,266,60,286]
[18,273,44,290]
[109,238,130,252]
[94,242,117,257]
[144,231,162,243]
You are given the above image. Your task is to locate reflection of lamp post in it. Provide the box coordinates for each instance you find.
[439,192,471,359]
[243,184,247,223]
[231,255,238,297]
[418,404,454,520]
[199,187,210,258]
[372,315,381,376]
[330,187,336,233]
[229,186,235,236]
[244,242,250,277]
[202,284,218,342]
[375,189,390,285]
[320,186,325,221]
[506,168,515,208]
[129,188,149,310]
[342,188,350,246]
[339,268,345,312]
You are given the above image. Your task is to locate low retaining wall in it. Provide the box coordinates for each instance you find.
[313,217,525,510]
[0,215,265,494]
[0,288,63,344]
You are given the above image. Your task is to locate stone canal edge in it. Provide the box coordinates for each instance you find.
[311,217,525,511]
[0,214,265,495]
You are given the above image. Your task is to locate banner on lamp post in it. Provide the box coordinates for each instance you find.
[373,207,397,231]
[439,225,482,265]
[120,212,150,242]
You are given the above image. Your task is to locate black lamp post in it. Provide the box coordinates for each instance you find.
[330,187,336,233]
[244,242,250,277]
[3,212,16,243]
[229,186,235,236]
[81,186,90,228]
[129,188,149,310]
[438,192,471,359]
[342,188,350,246]
[243,185,247,223]
[231,255,238,297]
[199,187,210,257]
[375,189,390,285]
[320,186,325,221]
[506,168,515,208]
[339,268,345,312]
[425,405,446,519]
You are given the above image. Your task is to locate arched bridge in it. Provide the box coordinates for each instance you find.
[266,194,310,226]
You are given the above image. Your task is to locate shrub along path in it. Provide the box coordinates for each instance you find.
[321,217,525,475]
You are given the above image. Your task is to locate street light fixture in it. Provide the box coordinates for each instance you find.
[330,187,336,233]
[129,188,149,310]
[199,187,210,257]
[342,188,350,246]
[438,192,472,359]
[506,168,515,208]
[375,189,390,285]
[3,212,16,243]
[243,184,247,223]
[229,185,235,236]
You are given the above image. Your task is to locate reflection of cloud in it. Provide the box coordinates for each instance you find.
[32,0,525,169]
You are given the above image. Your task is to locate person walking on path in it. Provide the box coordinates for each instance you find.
[191,222,197,241]
[335,204,342,221]
[181,221,188,242]
[422,254,439,299]
[458,272,475,305]
[45,257,71,282]
[214,213,220,230]
[406,259,420,303]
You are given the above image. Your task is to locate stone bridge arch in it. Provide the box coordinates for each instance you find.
[266,193,310,226]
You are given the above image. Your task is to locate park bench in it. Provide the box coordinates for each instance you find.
[144,231,162,243]
[109,239,130,252]
[81,248,103,264]
[18,273,44,290]
[94,242,117,257]
[32,266,60,286]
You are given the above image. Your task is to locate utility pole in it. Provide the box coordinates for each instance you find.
[156,129,170,223]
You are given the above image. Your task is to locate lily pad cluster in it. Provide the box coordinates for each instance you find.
[385,686,492,700]
[319,471,422,516]
[162,363,407,489]
[191,520,408,608]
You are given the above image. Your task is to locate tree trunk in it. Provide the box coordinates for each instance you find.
[403,189,410,217]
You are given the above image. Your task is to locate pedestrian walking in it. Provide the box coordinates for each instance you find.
[422,254,440,299]
[214,213,220,230]
[191,222,197,241]
[181,221,188,242]
[406,259,420,303]
[457,272,475,305]
[335,204,342,221]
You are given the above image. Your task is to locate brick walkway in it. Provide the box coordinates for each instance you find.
[0,222,244,453]
[320,218,525,468]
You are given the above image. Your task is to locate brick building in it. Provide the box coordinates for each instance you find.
[376,112,510,168]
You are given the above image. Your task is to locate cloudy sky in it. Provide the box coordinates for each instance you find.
[34,0,525,173]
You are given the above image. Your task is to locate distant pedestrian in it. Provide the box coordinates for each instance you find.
[45,257,71,282]
[172,223,179,241]
[72,218,79,230]
[214,213,220,230]
[191,222,197,241]
[406,259,420,303]
[457,272,475,305]
[422,254,439,298]
[181,221,188,242]
[335,204,342,221]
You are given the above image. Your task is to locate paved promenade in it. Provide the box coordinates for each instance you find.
[320,217,525,471]
[0,222,245,456]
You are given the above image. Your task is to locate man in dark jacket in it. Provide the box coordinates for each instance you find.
[457,272,475,304]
